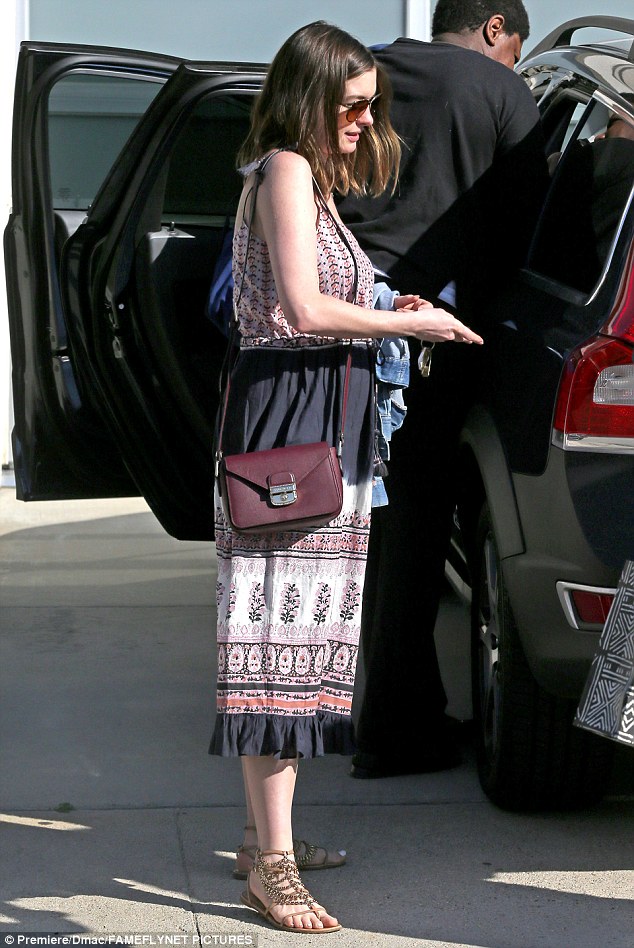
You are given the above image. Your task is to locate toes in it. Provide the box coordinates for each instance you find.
[315,912,338,929]
[285,911,328,930]
[301,912,321,930]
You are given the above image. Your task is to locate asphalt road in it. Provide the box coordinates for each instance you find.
[1,487,633,947]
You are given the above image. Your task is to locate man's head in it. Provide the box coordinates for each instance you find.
[431,0,530,68]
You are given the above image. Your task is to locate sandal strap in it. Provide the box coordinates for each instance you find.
[294,840,321,869]
[254,849,316,908]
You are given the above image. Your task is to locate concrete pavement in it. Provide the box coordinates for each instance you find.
[1,487,633,947]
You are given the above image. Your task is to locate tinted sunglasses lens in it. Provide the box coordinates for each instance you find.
[346,100,369,122]
[345,97,378,122]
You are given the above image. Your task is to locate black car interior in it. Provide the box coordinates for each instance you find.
[135,94,252,443]
[51,84,252,452]
[529,95,634,297]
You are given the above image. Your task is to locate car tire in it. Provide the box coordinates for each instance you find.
[471,502,614,811]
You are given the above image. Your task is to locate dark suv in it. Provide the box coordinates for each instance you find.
[5,16,634,810]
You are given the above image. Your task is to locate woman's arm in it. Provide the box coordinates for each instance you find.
[252,151,482,345]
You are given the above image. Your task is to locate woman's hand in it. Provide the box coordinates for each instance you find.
[393,294,421,311]
[408,299,483,345]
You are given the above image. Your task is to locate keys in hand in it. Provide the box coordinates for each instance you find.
[418,343,435,378]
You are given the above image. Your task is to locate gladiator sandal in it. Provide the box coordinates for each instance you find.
[240,848,342,933]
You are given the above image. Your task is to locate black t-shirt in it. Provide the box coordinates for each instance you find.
[339,39,548,321]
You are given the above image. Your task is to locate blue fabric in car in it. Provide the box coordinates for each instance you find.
[205,220,234,336]
[372,282,410,508]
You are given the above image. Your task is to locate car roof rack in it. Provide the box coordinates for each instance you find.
[525,16,634,63]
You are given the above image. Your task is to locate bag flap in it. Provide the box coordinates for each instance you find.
[223,442,335,491]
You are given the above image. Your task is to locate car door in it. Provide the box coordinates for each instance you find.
[5,42,264,539]
[5,43,179,502]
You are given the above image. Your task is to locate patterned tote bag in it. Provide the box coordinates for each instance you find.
[574,559,634,747]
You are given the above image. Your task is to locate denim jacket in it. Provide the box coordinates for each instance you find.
[372,283,410,507]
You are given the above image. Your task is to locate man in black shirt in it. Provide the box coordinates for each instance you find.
[338,0,548,778]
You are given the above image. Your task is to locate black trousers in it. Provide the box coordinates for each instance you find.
[356,341,483,758]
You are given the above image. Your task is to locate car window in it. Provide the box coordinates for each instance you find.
[48,72,164,210]
[161,92,253,221]
[560,102,592,151]
[527,98,634,295]
[538,94,590,156]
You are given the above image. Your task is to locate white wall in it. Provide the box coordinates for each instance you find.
[28,0,424,60]
[31,0,634,57]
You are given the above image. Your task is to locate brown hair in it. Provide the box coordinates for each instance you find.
[237,21,400,197]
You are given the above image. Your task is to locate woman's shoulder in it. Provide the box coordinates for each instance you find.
[256,151,316,214]
[239,149,312,195]
[260,148,312,181]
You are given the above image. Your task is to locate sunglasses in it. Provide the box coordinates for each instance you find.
[339,93,381,123]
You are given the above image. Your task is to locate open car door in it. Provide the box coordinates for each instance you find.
[5,41,264,539]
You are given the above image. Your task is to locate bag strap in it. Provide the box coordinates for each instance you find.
[214,151,358,475]
[310,180,360,462]
[311,179,359,304]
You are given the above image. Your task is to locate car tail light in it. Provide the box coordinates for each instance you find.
[570,589,614,625]
[553,244,634,452]
[556,581,616,630]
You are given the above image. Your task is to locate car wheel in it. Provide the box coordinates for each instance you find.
[471,502,614,811]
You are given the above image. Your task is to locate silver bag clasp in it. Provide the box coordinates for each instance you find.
[268,472,297,507]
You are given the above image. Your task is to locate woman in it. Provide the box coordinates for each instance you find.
[211,21,482,933]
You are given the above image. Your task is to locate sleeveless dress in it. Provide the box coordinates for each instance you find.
[210,175,376,759]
